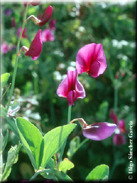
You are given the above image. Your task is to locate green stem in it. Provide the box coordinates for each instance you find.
[0,128,3,180]
[58,105,72,165]
[114,88,118,114]
[67,105,72,124]
[7,4,29,111]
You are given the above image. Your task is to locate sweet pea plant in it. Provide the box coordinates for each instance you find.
[1,1,121,181]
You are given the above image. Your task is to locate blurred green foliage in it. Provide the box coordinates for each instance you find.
[1,1,136,181]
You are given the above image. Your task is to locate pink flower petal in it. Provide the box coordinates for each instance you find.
[67,90,77,106]
[17,27,27,38]
[76,43,107,77]
[25,29,42,60]
[110,109,118,124]
[118,119,127,133]
[113,133,126,146]
[75,80,86,98]
[67,70,77,91]
[42,29,54,42]
[83,122,117,141]
[39,5,53,26]
[56,77,68,98]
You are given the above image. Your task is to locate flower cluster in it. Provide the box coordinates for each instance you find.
[12,1,116,143]
[56,42,117,141]
[17,2,53,60]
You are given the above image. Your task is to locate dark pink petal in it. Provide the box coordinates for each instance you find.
[83,122,117,141]
[76,43,107,77]
[88,61,100,77]
[17,27,27,38]
[118,119,127,133]
[110,109,118,124]
[67,70,77,92]
[113,133,126,146]
[67,90,77,106]
[56,77,68,98]
[39,6,53,26]
[25,29,42,60]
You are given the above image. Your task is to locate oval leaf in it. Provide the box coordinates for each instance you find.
[40,124,76,168]
[16,117,43,169]
[1,73,10,88]
[85,164,109,181]
[1,105,19,137]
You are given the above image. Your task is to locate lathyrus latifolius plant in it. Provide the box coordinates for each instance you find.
[1,1,117,181]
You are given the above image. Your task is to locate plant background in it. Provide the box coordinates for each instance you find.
[1,1,136,181]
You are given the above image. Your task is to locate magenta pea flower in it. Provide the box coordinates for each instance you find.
[57,70,86,106]
[17,27,27,38]
[49,19,56,30]
[113,133,126,146]
[110,109,118,124]
[110,109,127,146]
[17,29,42,60]
[42,29,55,42]
[1,42,12,54]
[76,43,107,78]
[70,118,117,141]
[25,5,53,26]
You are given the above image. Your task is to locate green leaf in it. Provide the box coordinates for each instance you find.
[16,117,43,169]
[7,101,20,117]
[40,124,76,168]
[30,169,56,181]
[59,158,74,172]
[67,136,80,159]
[46,158,55,169]
[85,164,109,181]
[1,143,22,181]
[2,130,9,152]
[1,105,19,137]
[1,73,10,88]
[55,171,74,182]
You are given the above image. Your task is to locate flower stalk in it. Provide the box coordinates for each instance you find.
[67,105,72,124]
[7,4,29,111]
